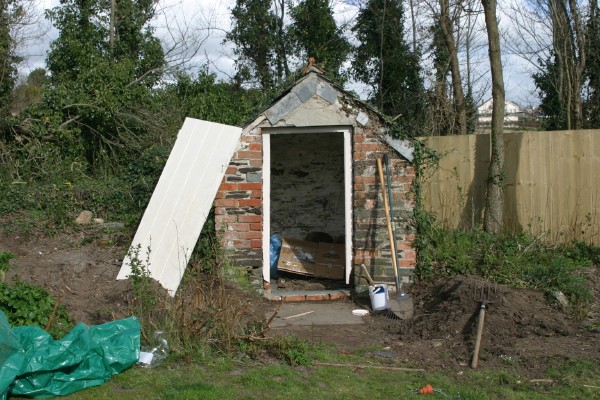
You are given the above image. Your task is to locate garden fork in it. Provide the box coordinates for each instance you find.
[471,283,497,368]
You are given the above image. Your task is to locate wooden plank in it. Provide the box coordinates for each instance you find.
[117,118,242,295]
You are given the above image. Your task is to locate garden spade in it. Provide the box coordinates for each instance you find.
[377,156,413,319]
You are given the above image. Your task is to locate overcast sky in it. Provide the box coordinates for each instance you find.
[25,0,538,106]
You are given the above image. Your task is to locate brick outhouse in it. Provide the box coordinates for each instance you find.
[214,68,417,299]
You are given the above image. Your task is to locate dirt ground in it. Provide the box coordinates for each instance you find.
[2,228,599,379]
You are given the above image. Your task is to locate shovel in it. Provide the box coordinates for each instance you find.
[376,156,413,319]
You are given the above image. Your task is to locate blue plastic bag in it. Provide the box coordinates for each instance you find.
[270,234,282,279]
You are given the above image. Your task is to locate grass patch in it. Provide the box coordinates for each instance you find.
[59,351,600,400]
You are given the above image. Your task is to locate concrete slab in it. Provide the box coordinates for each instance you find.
[269,302,369,327]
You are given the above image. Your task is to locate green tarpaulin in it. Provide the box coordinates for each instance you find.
[0,311,140,399]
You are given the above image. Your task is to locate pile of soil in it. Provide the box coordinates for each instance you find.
[1,228,598,379]
[383,274,600,377]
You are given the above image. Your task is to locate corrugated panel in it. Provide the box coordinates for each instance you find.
[117,118,242,295]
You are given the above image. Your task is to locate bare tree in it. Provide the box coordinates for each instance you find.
[507,0,588,130]
[438,0,468,134]
[481,0,505,233]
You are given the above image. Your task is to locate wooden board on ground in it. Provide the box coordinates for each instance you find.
[277,238,318,276]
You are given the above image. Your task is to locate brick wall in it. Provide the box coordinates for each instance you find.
[215,124,416,285]
[214,127,264,266]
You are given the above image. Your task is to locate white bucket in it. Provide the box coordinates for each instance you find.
[369,284,389,311]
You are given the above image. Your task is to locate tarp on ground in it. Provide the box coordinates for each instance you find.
[0,311,140,399]
[0,311,25,400]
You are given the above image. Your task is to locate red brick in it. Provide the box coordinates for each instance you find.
[238,231,262,240]
[241,135,261,143]
[215,215,237,224]
[249,159,263,166]
[232,239,251,248]
[356,249,378,258]
[353,183,365,191]
[250,223,262,231]
[401,250,416,260]
[248,143,262,151]
[237,151,262,159]
[354,143,383,151]
[238,183,262,190]
[226,166,237,174]
[229,223,250,232]
[214,207,226,215]
[250,190,261,199]
[239,199,261,207]
[354,134,365,143]
[283,295,307,302]
[306,294,330,301]
[398,259,416,267]
[394,242,413,250]
[214,199,238,207]
[329,292,350,301]
[251,239,262,248]
[218,183,237,191]
[239,215,262,223]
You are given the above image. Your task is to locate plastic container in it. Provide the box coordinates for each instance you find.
[369,284,389,311]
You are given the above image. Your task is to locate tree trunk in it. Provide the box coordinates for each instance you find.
[409,0,417,53]
[482,0,505,233]
[439,0,467,135]
[568,0,586,129]
[550,0,586,129]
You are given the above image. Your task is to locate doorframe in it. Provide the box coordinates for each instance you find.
[261,126,353,285]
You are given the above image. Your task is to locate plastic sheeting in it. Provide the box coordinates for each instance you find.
[270,234,282,280]
[0,311,140,399]
[0,311,25,400]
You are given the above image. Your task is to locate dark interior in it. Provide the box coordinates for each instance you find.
[269,131,347,290]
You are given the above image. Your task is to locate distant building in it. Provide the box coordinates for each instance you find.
[477,98,521,126]
[476,99,542,131]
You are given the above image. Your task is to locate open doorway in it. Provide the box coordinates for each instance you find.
[262,127,353,294]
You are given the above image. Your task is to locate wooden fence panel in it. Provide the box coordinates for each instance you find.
[417,130,600,245]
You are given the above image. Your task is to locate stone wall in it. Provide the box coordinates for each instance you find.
[351,127,416,289]
[270,132,345,241]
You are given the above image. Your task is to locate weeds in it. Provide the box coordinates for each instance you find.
[0,278,74,338]
[0,251,15,282]
[416,217,598,313]
[125,244,157,338]
[268,335,313,366]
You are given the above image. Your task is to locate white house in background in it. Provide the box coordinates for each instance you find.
[477,98,521,126]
